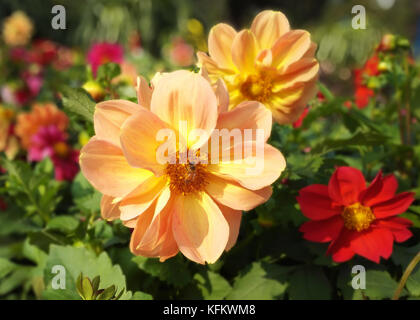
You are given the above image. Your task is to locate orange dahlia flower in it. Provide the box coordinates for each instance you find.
[197,10,319,124]
[80,70,285,264]
[15,103,69,149]
[297,167,414,263]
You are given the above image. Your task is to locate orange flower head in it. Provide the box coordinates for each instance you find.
[80,70,286,264]
[197,10,319,124]
[15,103,69,149]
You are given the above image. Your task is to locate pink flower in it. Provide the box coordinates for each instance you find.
[87,42,124,76]
[28,125,67,162]
[169,37,194,66]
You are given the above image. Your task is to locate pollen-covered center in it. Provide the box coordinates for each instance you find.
[341,202,375,232]
[165,152,209,195]
[240,72,273,102]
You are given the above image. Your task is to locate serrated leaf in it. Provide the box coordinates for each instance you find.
[61,86,95,123]
[227,262,291,300]
[43,245,131,300]
[193,270,232,300]
[364,270,401,299]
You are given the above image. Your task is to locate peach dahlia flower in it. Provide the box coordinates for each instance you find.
[197,10,319,124]
[80,70,285,264]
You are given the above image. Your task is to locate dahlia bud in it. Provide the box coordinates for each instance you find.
[82,80,105,101]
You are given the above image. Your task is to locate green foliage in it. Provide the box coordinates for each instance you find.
[132,255,192,288]
[43,245,136,300]
[227,262,291,300]
[61,86,96,123]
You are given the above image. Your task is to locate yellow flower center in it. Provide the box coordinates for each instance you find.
[240,73,273,102]
[341,202,375,232]
[165,151,208,195]
[53,142,69,158]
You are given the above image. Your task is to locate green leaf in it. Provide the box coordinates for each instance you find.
[46,216,80,234]
[131,291,153,300]
[71,172,101,213]
[96,63,121,82]
[61,86,96,123]
[132,255,192,288]
[227,262,291,300]
[193,270,232,300]
[0,258,16,279]
[43,245,131,300]
[288,266,332,300]
[285,153,324,180]
[96,285,116,300]
[364,270,401,299]
[311,130,388,155]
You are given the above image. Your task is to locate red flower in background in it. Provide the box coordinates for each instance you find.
[51,145,79,181]
[353,54,380,109]
[297,167,414,263]
[87,42,124,76]
[292,107,310,128]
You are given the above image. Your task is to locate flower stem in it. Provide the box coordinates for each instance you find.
[392,251,420,300]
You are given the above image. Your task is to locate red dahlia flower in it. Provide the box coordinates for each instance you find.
[297,166,415,263]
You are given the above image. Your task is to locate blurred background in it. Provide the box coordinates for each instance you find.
[1,0,419,80]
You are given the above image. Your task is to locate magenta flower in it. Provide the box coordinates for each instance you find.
[87,42,124,76]
[51,148,79,181]
[28,125,67,162]
[27,124,79,181]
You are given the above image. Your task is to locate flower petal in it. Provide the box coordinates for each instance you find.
[94,100,141,148]
[130,190,179,261]
[250,10,290,49]
[373,217,413,242]
[328,166,366,206]
[100,195,120,220]
[172,192,229,264]
[208,23,237,70]
[150,70,218,149]
[297,184,342,220]
[218,203,242,251]
[361,172,398,207]
[119,176,168,221]
[216,101,272,142]
[120,108,171,175]
[205,174,272,211]
[209,141,285,190]
[299,215,344,243]
[372,192,415,218]
[231,30,258,73]
[271,30,311,70]
[327,229,356,263]
[197,51,235,77]
[79,137,153,198]
[350,228,394,263]
[136,75,153,108]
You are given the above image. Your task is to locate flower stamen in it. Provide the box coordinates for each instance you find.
[165,151,208,195]
[341,202,375,232]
